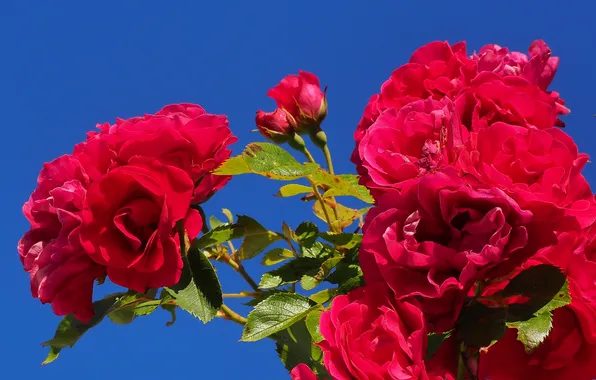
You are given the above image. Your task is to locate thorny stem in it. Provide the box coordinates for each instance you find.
[219,304,247,325]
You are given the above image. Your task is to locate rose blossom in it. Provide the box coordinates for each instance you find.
[457,122,592,206]
[318,283,453,380]
[18,155,106,322]
[267,71,327,133]
[76,103,237,203]
[353,41,476,144]
[79,157,202,292]
[255,108,296,143]
[356,98,466,197]
[358,172,561,332]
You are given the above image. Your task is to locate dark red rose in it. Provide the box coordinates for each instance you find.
[267,71,327,133]
[18,155,105,322]
[359,172,557,332]
[255,108,296,143]
[79,157,202,292]
[356,98,466,197]
[319,283,453,380]
[76,103,237,204]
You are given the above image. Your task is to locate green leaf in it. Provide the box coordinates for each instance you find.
[282,222,297,242]
[244,290,287,307]
[241,293,315,342]
[301,256,343,290]
[209,215,226,230]
[509,312,553,353]
[295,221,319,247]
[313,200,363,231]
[160,290,177,327]
[41,293,123,364]
[215,143,319,180]
[426,331,452,360]
[195,215,281,260]
[309,288,337,304]
[305,308,324,343]
[507,280,571,352]
[213,156,251,175]
[327,262,363,286]
[457,303,508,348]
[503,264,568,322]
[165,240,223,323]
[310,171,374,204]
[107,294,162,325]
[274,321,329,377]
[41,347,61,366]
[277,184,313,197]
[319,232,362,249]
[259,258,325,289]
[222,208,234,223]
[301,242,334,259]
[261,248,295,266]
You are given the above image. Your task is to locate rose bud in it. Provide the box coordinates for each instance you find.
[255,109,296,143]
[267,71,327,134]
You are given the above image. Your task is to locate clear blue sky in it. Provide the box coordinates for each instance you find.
[1,1,595,379]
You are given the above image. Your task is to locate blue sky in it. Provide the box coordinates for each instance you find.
[1,1,595,379]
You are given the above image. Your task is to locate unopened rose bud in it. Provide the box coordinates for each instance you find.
[255,109,296,143]
[267,71,327,134]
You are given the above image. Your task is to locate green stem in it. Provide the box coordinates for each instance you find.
[322,144,335,175]
[219,304,247,325]
[223,292,260,298]
[220,254,261,292]
[308,178,336,232]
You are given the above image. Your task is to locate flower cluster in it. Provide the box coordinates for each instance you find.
[295,41,596,379]
[18,104,236,322]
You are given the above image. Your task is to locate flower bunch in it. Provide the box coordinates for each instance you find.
[306,40,596,379]
[18,104,235,322]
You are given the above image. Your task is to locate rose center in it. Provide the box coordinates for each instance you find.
[113,198,160,252]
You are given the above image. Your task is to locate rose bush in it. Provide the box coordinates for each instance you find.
[18,40,596,380]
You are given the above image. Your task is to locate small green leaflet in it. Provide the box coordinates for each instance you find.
[261,248,295,266]
[319,232,362,249]
[41,293,124,364]
[214,142,319,180]
[276,184,313,197]
[241,293,315,342]
[165,239,223,323]
[259,258,325,289]
[305,308,324,343]
[194,215,281,260]
[310,171,374,204]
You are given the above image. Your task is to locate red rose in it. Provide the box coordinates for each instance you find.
[456,73,561,131]
[79,157,202,292]
[356,98,466,197]
[359,172,557,332]
[77,103,237,203]
[353,41,476,144]
[319,283,452,380]
[267,71,327,133]
[474,40,559,91]
[479,309,596,379]
[18,155,105,322]
[458,122,591,206]
[255,108,296,143]
[290,364,319,380]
